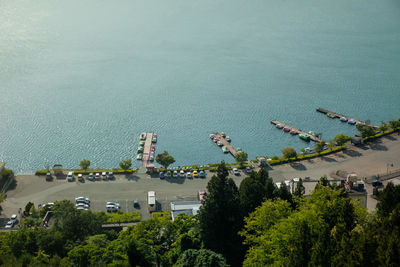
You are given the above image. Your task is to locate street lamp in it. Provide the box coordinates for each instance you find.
[387,163,394,175]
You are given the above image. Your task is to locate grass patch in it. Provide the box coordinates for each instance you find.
[106,211,141,223]
[152,211,171,219]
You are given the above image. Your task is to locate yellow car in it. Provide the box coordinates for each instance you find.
[193,171,199,178]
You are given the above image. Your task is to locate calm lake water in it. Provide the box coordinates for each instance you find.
[1,0,400,173]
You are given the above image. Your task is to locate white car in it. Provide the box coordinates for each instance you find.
[180,170,185,178]
[5,221,14,228]
[186,172,192,178]
[106,201,120,207]
[75,197,90,204]
[76,206,89,211]
[102,172,107,180]
[67,171,74,182]
[10,214,17,222]
[76,203,90,209]
[173,171,178,178]
[233,168,240,175]
[88,173,94,181]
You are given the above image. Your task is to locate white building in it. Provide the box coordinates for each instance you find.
[170,201,202,221]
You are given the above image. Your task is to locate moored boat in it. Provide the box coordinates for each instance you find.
[210,134,215,139]
[222,146,229,153]
[225,136,231,142]
[152,133,157,143]
[137,146,144,153]
[237,147,243,152]
[290,130,298,135]
[348,119,356,125]
[221,131,226,137]
[217,141,223,147]
[340,117,348,122]
[283,127,290,132]
[140,133,146,140]
[150,145,155,152]
[136,153,143,160]
[276,124,283,129]
[139,140,145,146]
[327,113,335,118]
[308,131,316,136]
[213,137,219,143]
[299,134,311,142]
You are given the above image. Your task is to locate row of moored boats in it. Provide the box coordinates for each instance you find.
[275,124,317,142]
[209,131,241,154]
[136,133,157,161]
[327,113,357,124]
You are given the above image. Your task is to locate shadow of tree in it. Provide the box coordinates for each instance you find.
[321,156,338,162]
[369,144,388,151]
[289,162,307,170]
[125,174,140,181]
[343,149,363,157]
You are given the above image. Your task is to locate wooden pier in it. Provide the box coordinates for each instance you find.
[316,108,378,128]
[142,132,154,167]
[270,121,322,142]
[212,133,238,157]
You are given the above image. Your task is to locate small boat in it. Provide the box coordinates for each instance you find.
[149,152,155,161]
[137,146,144,153]
[276,124,283,129]
[348,119,356,125]
[136,153,143,160]
[210,134,215,139]
[237,147,243,152]
[140,133,146,140]
[150,145,155,152]
[213,137,219,143]
[152,133,157,143]
[327,113,335,118]
[222,146,229,153]
[283,127,290,132]
[225,136,231,142]
[340,117,348,122]
[290,130,297,135]
[217,141,223,147]
[139,140,145,146]
[221,131,226,137]
[299,134,311,142]
[308,131,316,136]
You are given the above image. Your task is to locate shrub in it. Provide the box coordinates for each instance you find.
[106,211,141,223]
[152,211,171,219]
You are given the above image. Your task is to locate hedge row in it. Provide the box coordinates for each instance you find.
[35,169,136,176]
[268,145,347,166]
[362,129,395,142]
[106,211,141,223]
[158,163,251,173]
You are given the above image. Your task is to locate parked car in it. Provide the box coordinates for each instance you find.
[78,174,84,182]
[88,173,94,181]
[166,171,172,178]
[199,170,206,178]
[75,197,90,204]
[108,172,114,180]
[173,171,178,178]
[186,172,192,178]
[10,214,18,223]
[102,172,107,180]
[198,190,206,202]
[5,221,14,228]
[193,171,199,178]
[180,170,185,178]
[67,171,74,182]
[159,172,165,179]
[133,200,140,208]
[76,203,90,209]
[246,166,252,174]
[46,172,52,181]
[106,201,120,207]
[95,173,101,181]
[233,168,240,175]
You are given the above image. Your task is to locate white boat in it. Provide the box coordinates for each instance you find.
[210,134,215,139]
[152,133,157,143]
[217,141,223,146]
[140,133,147,140]
[340,117,348,122]
[276,124,283,129]
[225,136,231,142]
[348,119,356,125]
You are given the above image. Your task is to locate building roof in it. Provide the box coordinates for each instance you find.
[170,201,202,221]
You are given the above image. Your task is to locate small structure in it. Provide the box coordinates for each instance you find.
[351,136,363,145]
[170,201,202,221]
[148,191,156,212]
[146,164,156,174]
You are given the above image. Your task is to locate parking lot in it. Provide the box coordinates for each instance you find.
[1,171,248,222]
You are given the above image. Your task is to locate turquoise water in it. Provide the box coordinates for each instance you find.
[1,0,400,173]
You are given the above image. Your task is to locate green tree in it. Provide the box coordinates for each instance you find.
[389,120,400,130]
[376,182,400,217]
[79,159,90,170]
[333,134,350,146]
[198,162,244,267]
[314,141,326,153]
[356,124,376,138]
[174,249,229,267]
[234,151,248,167]
[379,121,388,133]
[119,158,132,171]
[281,147,297,159]
[239,173,267,216]
[156,151,175,169]
[294,178,305,197]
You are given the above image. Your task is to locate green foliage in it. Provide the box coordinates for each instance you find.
[314,141,326,153]
[1,169,14,180]
[198,162,244,266]
[174,249,229,267]
[376,182,400,217]
[333,134,350,146]
[356,124,376,138]
[119,158,132,171]
[106,212,141,223]
[281,147,297,159]
[152,211,171,219]
[389,120,400,130]
[234,151,248,166]
[156,151,176,169]
[294,178,305,197]
[79,159,90,170]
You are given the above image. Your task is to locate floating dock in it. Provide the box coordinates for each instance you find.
[142,132,154,167]
[316,108,378,128]
[270,120,322,142]
[212,133,238,157]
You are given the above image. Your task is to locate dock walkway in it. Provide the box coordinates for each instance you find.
[142,133,153,168]
[316,108,378,128]
[270,121,322,142]
[213,133,238,157]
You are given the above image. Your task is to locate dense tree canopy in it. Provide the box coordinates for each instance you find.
[156,151,176,169]
[119,158,132,171]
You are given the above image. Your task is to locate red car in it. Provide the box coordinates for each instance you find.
[198,190,206,202]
